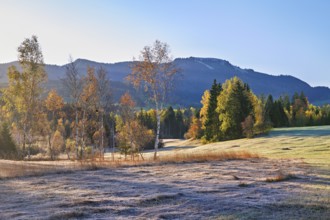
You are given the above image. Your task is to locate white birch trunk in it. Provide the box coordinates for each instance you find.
[154,106,161,160]
[75,108,79,159]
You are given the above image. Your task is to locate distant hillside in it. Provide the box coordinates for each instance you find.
[1,57,330,106]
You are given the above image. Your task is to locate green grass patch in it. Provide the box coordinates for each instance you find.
[198,125,330,169]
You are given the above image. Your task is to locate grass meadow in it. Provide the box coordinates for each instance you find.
[0,126,329,219]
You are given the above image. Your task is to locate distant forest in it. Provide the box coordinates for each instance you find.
[185,78,330,142]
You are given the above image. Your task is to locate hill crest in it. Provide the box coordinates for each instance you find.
[0,57,329,106]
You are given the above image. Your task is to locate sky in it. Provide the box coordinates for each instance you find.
[0,0,329,87]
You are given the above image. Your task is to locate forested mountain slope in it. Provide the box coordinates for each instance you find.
[1,57,329,106]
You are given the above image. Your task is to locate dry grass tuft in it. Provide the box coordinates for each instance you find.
[0,160,77,179]
[48,210,86,220]
[238,182,249,187]
[138,193,183,206]
[158,150,259,163]
[0,150,259,178]
[265,171,298,182]
[232,175,240,180]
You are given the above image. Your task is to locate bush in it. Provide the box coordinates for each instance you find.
[65,138,76,160]
[0,123,18,159]
[48,130,64,160]
[242,115,254,138]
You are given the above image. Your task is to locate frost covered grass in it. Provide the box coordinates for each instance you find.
[0,126,329,219]
[0,158,329,219]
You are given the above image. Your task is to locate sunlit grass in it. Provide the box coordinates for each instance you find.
[159,150,259,163]
[192,126,330,168]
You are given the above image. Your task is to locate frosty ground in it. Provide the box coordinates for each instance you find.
[0,126,329,219]
[0,158,329,219]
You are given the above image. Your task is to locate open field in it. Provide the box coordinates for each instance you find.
[150,126,330,169]
[0,126,329,219]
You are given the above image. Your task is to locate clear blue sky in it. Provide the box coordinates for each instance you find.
[0,0,329,87]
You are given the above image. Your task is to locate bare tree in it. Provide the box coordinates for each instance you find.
[127,40,179,160]
[95,66,112,159]
[61,56,83,159]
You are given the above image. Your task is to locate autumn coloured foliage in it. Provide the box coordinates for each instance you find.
[186,76,330,143]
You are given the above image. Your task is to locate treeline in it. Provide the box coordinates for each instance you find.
[137,106,190,139]
[0,36,119,160]
[185,77,330,143]
[1,36,330,160]
[267,92,330,127]
[0,36,184,160]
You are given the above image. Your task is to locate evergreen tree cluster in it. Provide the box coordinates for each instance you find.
[264,91,330,127]
[136,107,190,139]
[187,77,330,143]
[199,77,260,142]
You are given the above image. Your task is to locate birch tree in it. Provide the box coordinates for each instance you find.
[61,56,83,159]
[3,35,47,158]
[95,66,112,158]
[127,40,179,160]
[45,90,64,159]
[79,66,112,159]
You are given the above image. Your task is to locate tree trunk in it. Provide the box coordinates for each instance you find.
[81,110,86,160]
[154,107,161,160]
[48,134,52,160]
[27,132,31,160]
[75,108,79,160]
[23,123,26,156]
[111,123,115,161]
[101,113,104,160]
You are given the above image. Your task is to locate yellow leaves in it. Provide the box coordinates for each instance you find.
[45,90,64,112]
[52,130,64,149]
[7,66,21,82]
[127,40,179,104]
[81,67,98,105]
[120,92,135,108]
[120,92,136,125]
[200,90,210,129]
[93,130,101,146]
[184,116,202,139]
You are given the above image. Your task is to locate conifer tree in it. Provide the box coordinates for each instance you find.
[174,109,185,138]
[203,79,222,141]
[265,95,274,125]
[162,106,176,138]
[0,122,17,159]
[217,77,253,140]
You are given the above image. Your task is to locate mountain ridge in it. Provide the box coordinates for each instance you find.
[0,57,329,106]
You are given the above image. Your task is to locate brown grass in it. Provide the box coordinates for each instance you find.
[265,171,297,182]
[1,160,83,179]
[158,150,259,163]
[238,182,249,187]
[0,150,259,179]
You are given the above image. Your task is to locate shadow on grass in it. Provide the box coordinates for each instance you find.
[267,126,330,137]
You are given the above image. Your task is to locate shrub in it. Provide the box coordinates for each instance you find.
[0,123,18,159]
[65,138,76,160]
[48,130,64,160]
